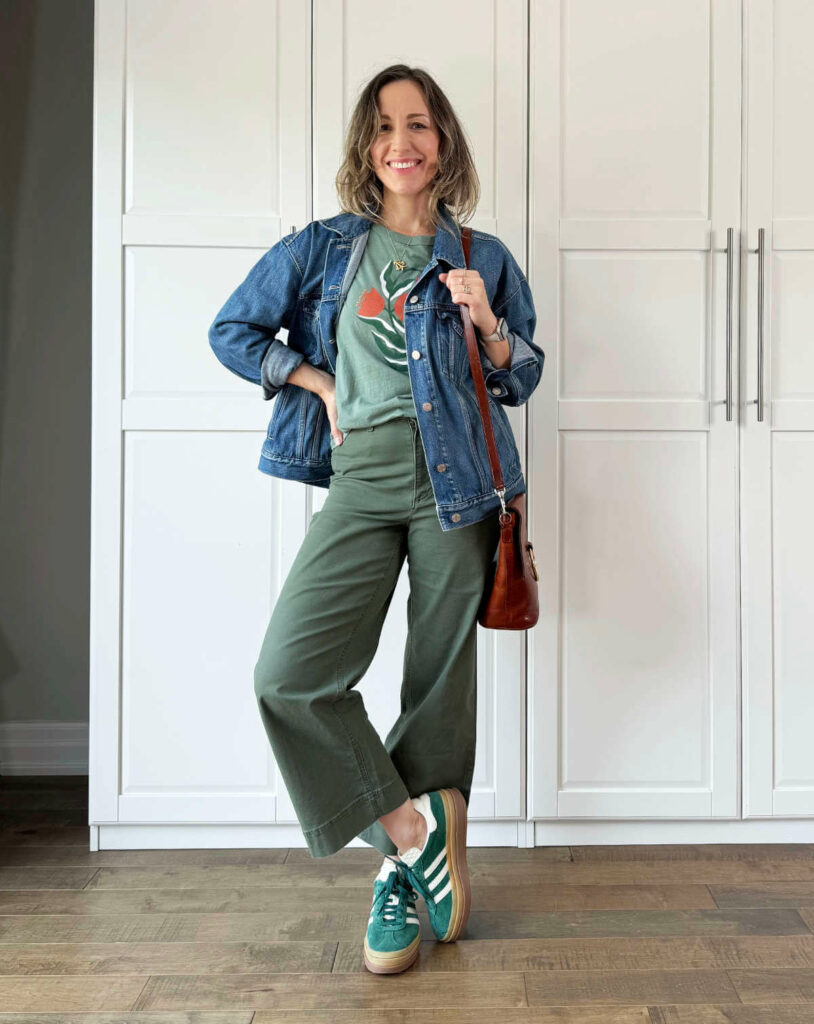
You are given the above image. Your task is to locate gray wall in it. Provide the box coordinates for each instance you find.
[0,0,93,727]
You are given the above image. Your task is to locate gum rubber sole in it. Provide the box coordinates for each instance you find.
[438,786,471,942]
[363,931,420,974]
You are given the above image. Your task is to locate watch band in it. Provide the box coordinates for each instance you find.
[480,316,508,343]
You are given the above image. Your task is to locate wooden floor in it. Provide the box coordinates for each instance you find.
[1,777,814,1021]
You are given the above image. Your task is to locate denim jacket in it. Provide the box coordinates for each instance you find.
[208,201,544,531]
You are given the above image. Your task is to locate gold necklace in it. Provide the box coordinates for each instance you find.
[382,224,417,271]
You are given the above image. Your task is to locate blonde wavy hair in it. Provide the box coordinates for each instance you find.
[335,64,480,236]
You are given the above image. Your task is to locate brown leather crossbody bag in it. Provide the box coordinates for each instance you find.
[459,226,539,630]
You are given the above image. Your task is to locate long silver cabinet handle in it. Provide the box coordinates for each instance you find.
[756,227,765,422]
[725,227,734,422]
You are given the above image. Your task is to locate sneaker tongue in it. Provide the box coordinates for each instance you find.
[398,846,422,867]
[375,859,397,882]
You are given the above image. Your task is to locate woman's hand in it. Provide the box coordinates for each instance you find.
[438,268,510,369]
[318,375,344,447]
[286,362,344,446]
[438,269,497,335]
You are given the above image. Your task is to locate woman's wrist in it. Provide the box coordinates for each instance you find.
[286,360,333,398]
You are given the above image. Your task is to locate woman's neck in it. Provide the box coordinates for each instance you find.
[379,194,435,236]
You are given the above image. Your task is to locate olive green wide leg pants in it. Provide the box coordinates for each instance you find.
[252,415,500,858]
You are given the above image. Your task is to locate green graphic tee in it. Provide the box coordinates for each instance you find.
[334,223,435,435]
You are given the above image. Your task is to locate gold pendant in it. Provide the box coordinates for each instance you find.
[393,259,406,270]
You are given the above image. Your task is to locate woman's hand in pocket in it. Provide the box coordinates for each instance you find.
[318,375,344,447]
[285,362,344,446]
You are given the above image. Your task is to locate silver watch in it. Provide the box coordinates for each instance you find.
[480,316,508,343]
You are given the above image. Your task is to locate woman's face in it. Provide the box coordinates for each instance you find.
[370,79,440,201]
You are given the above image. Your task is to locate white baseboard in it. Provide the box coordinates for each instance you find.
[0,722,88,775]
[89,816,814,852]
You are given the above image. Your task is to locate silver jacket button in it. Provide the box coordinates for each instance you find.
[421,401,432,411]
[409,295,419,303]
[491,386,501,394]
[411,350,421,359]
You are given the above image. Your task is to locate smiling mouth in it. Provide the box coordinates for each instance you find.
[387,159,422,170]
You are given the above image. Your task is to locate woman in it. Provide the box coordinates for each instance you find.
[208,64,544,974]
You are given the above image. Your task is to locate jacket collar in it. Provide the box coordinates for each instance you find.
[318,200,466,269]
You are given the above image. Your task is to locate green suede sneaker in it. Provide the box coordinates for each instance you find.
[362,855,421,974]
[397,788,471,943]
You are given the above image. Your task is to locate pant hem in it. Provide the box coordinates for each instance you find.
[302,776,410,858]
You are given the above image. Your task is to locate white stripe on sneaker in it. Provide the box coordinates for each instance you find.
[425,848,446,875]
[427,859,449,893]
[433,878,452,902]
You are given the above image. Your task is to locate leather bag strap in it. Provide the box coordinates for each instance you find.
[459,226,506,504]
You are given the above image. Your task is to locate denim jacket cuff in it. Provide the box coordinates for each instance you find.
[478,331,538,400]
[261,339,305,400]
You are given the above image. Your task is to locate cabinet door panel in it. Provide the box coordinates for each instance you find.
[529,0,742,819]
[742,0,814,817]
[90,0,311,827]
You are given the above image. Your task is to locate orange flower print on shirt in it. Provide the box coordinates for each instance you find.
[393,292,408,322]
[354,262,417,372]
[356,288,386,319]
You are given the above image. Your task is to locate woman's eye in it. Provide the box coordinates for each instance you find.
[379,123,426,131]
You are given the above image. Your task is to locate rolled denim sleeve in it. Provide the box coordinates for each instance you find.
[208,229,307,401]
[478,249,544,407]
[259,338,305,399]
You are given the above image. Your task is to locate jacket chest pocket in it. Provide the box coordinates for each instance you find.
[294,296,326,365]
[435,308,469,383]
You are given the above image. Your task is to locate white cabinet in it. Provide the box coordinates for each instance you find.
[90,0,814,852]
[528,0,814,838]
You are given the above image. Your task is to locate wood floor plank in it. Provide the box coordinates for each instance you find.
[0,1016,253,1024]
[332,935,814,974]
[454,909,811,941]
[797,908,814,934]
[0,826,93,847]
[0,810,87,828]
[0,868,98,891]
[471,885,717,911]
[0,1015,253,1024]
[0,847,290,868]
[0,776,88,789]
[0,882,717,920]
[571,846,814,863]
[0,975,149,1012]
[0,940,337,975]
[708,883,814,909]
[79,860,814,892]
[284,845,574,864]
[1,907,805,944]
[131,971,528,1010]
[0,791,88,811]
[0,882,717,917]
[647,1006,814,1023]
[523,969,738,1005]
[251,1010,651,1022]
[726,968,814,1003]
